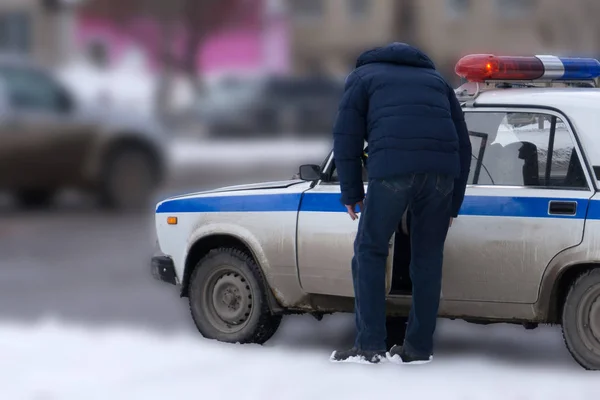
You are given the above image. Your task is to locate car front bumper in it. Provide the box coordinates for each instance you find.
[151,254,178,285]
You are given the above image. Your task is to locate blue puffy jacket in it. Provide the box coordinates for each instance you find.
[332,42,472,217]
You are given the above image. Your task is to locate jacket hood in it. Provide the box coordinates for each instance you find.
[356,42,435,70]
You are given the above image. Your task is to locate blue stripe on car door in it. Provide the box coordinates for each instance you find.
[157,192,592,219]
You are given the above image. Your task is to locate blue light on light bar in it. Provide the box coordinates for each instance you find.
[557,57,600,80]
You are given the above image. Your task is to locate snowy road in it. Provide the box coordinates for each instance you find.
[0,142,597,399]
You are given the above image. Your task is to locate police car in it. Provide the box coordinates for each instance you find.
[152,54,600,370]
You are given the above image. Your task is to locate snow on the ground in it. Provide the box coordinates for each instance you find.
[169,138,332,168]
[2,315,597,400]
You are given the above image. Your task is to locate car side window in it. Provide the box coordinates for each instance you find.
[465,111,588,189]
[0,67,65,112]
[329,145,369,183]
[330,161,368,183]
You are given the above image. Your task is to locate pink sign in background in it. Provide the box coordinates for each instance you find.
[74,3,290,76]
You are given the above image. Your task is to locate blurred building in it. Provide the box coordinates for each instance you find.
[75,0,291,80]
[288,0,398,77]
[412,0,600,84]
[0,0,77,66]
[287,0,600,84]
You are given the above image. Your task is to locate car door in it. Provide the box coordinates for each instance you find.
[0,69,50,189]
[296,152,394,297]
[441,108,594,303]
[0,65,92,188]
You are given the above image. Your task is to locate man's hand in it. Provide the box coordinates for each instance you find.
[345,201,364,221]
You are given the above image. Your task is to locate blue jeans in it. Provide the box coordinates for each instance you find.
[351,173,454,356]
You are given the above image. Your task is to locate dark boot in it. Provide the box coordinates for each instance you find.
[386,345,433,365]
[330,348,387,364]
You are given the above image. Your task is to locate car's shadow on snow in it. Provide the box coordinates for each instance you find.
[437,336,573,368]
[265,315,578,369]
[433,320,577,369]
[267,314,357,352]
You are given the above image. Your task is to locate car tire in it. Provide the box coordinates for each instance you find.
[15,189,55,209]
[99,146,158,212]
[188,248,282,344]
[562,268,600,370]
[386,316,407,349]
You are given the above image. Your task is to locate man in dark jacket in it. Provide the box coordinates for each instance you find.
[329,43,471,365]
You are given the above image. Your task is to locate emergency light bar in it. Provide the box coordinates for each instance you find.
[455,54,600,82]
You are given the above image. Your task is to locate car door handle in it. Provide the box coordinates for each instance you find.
[548,201,577,216]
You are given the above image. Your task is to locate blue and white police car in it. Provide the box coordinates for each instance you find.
[152,54,600,370]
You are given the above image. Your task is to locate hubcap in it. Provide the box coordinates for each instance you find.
[211,272,252,326]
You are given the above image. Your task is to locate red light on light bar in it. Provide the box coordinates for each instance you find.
[455,54,545,82]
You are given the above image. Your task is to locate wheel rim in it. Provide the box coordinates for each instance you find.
[577,283,600,355]
[203,267,253,333]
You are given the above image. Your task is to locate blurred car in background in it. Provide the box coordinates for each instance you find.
[0,54,168,210]
[178,75,344,138]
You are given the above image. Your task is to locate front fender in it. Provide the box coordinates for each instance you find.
[186,222,272,279]
[183,221,287,312]
[178,208,307,308]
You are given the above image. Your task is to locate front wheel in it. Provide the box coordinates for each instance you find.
[188,248,282,344]
[99,147,158,211]
[562,269,600,370]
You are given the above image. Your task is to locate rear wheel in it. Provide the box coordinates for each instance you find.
[99,146,158,211]
[188,248,282,344]
[562,269,600,370]
[14,189,55,209]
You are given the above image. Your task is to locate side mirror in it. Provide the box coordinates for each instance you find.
[299,164,322,181]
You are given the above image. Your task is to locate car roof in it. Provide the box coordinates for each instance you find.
[472,87,600,110]
[466,87,600,182]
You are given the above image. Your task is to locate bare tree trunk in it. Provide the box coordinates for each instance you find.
[181,0,211,97]
[396,0,417,45]
[154,19,177,120]
[182,32,206,96]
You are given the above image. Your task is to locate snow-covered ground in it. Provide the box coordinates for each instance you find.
[3,315,596,400]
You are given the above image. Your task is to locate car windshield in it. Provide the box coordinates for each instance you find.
[320,150,332,173]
